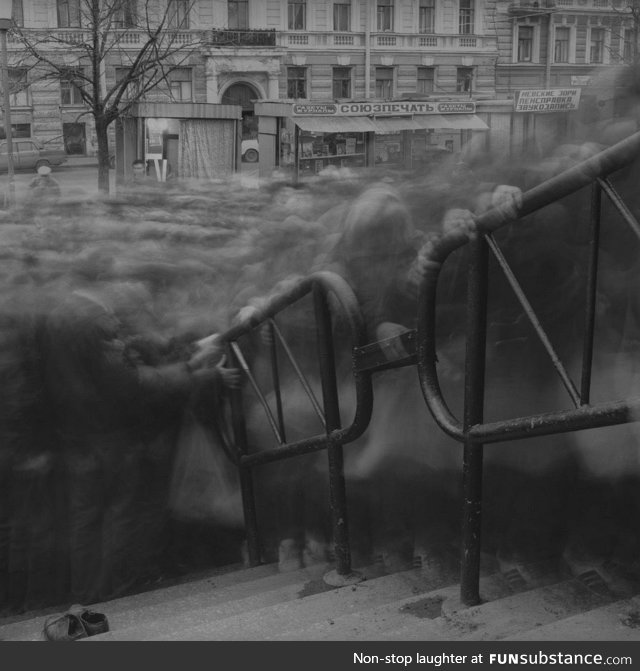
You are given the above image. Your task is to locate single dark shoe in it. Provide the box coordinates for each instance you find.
[43,613,88,642]
[67,604,110,637]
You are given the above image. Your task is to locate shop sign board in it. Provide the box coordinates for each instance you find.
[292,101,476,116]
[515,88,581,113]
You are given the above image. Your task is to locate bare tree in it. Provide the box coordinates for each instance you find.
[12,0,204,192]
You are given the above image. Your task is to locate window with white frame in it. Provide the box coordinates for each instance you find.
[375,66,394,98]
[287,66,307,98]
[456,66,473,92]
[333,1,350,31]
[554,26,571,63]
[332,67,351,98]
[60,68,85,106]
[377,0,394,32]
[113,0,137,28]
[288,0,306,30]
[419,0,435,34]
[517,25,534,62]
[57,0,81,27]
[459,0,474,35]
[12,0,23,26]
[417,66,435,93]
[590,27,605,64]
[9,68,29,107]
[229,0,249,29]
[168,67,192,101]
[168,0,190,28]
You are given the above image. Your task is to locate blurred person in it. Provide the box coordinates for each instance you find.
[41,282,240,604]
[131,159,151,185]
[29,165,61,202]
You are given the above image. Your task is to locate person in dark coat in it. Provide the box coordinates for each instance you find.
[42,284,239,603]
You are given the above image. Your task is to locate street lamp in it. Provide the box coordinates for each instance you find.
[0,0,14,207]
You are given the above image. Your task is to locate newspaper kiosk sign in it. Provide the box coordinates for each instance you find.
[515,88,581,113]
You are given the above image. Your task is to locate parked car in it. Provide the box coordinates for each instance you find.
[241,139,259,163]
[0,139,68,172]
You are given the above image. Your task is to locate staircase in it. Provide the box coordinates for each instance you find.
[1,558,639,641]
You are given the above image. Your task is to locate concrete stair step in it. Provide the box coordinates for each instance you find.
[88,565,458,641]
[0,561,304,641]
[377,576,628,641]
[506,595,640,641]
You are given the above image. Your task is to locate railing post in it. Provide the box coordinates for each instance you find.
[228,342,262,567]
[312,283,359,584]
[460,234,489,606]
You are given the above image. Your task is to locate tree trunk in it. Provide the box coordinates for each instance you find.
[95,118,111,194]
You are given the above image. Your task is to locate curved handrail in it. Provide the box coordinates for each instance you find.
[218,270,374,466]
[416,130,640,443]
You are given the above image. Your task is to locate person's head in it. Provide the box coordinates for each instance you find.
[343,183,415,254]
[37,165,52,178]
[132,159,146,179]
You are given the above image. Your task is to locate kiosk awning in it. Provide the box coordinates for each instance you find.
[294,113,489,133]
[294,116,378,133]
[372,114,489,132]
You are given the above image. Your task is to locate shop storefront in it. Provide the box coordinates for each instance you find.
[254,100,490,180]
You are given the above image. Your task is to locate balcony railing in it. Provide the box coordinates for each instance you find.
[281,31,495,50]
[8,27,495,52]
[209,28,277,47]
[508,0,556,11]
[8,28,205,47]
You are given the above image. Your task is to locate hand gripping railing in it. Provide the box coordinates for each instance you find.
[217,270,374,582]
[416,130,640,606]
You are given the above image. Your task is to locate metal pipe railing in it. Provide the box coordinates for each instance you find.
[416,130,640,605]
[218,271,373,578]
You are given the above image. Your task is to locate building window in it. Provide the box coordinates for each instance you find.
[168,0,190,28]
[517,25,534,62]
[456,66,473,92]
[113,0,137,28]
[115,67,138,100]
[590,27,605,64]
[459,0,474,35]
[419,0,435,34]
[623,28,633,62]
[377,0,393,32]
[287,66,307,98]
[332,67,351,98]
[60,69,85,106]
[417,66,435,93]
[57,0,81,27]
[228,0,249,29]
[375,66,394,98]
[8,68,29,107]
[168,67,192,101]
[288,0,306,30]
[333,2,350,31]
[554,26,570,63]
[12,0,23,26]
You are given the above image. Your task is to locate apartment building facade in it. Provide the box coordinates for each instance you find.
[8,0,634,176]
[494,0,640,153]
[5,1,504,168]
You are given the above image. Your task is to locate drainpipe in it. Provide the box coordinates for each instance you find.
[364,0,371,98]
[545,11,553,89]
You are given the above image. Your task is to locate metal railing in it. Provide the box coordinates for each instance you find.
[214,131,640,602]
[216,271,374,580]
[416,130,640,605]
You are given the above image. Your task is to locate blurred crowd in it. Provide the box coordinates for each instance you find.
[2,125,640,616]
